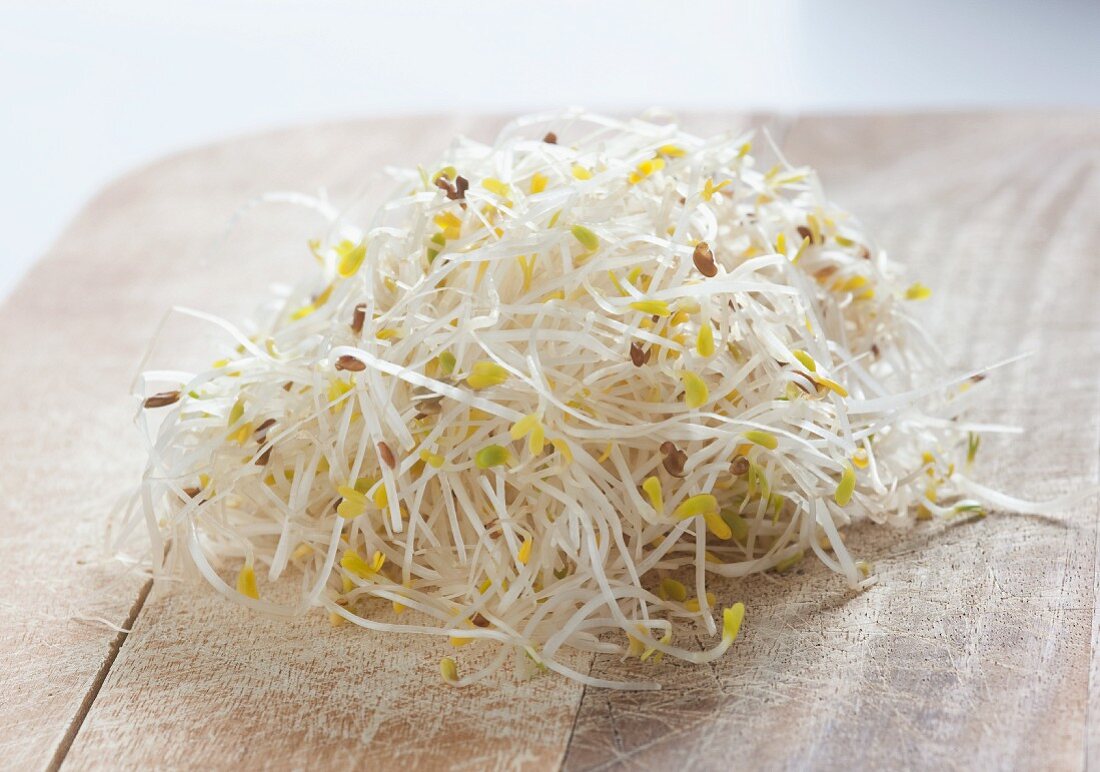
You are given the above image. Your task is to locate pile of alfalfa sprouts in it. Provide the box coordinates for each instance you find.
[119,110,1071,690]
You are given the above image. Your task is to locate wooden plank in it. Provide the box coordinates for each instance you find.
[562,112,1100,770]
[0,114,509,770]
[6,111,1095,770]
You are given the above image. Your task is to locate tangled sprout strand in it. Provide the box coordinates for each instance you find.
[125,111,1041,690]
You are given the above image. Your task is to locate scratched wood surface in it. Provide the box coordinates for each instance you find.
[0,112,1097,771]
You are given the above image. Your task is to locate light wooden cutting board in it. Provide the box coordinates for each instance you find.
[1,112,1098,771]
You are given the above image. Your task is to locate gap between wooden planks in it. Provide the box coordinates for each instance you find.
[0,112,1096,771]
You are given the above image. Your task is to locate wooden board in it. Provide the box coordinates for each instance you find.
[1,112,1097,771]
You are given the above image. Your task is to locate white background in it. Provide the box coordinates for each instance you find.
[2,0,1098,302]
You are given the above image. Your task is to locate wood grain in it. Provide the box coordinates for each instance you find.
[0,112,1096,771]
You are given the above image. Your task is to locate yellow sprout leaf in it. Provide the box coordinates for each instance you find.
[481,177,510,196]
[341,550,381,579]
[673,494,718,519]
[722,602,745,643]
[336,487,367,519]
[475,444,510,469]
[466,361,508,389]
[510,413,540,441]
[658,144,686,158]
[681,370,709,409]
[440,657,459,684]
[696,323,715,357]
[550,438,573,463]
[327,378,354,403]
[437,350,457,375]
[571,164,593,180]
[228,398,245,426]
[684,593,717,613]
[630,299,670,317]
[236,563,259,599]
[419,449,445,468]
[703,511,732,540]
[642,476,663,513]
[517,536,533,565]
[571,225,599,251]
[814,376,849,397]
[742,430,778,450]
[337,241,367,277]
[835,464,856,506]
[775,551,804,572]
[905,282,932,300]
[529,424,546,455]
[529,172,548,194]
[640,628,672,663]
[702,178,730,201]
[792,349,816,372]
[659,578,687,602]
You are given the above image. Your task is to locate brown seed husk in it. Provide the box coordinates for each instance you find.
[378,441,396,469]
[351,303,367,334]
[143,391,181,409]
[692,242,717,277]
[335,355,366,372]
